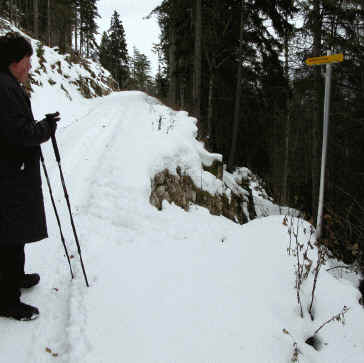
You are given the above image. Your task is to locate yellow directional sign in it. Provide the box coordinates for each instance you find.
[305,53,344,66]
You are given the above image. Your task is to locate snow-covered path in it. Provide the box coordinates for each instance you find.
[1,92,364,363]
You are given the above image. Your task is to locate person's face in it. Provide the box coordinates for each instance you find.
[9,55,32,84]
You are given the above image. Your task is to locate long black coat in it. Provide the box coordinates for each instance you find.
[0,71,52,245]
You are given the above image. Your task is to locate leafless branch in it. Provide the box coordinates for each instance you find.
[313,306,350,336]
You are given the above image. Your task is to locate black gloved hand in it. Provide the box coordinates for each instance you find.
[45,112,61,134]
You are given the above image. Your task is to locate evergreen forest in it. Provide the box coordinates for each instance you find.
[1,0,364,271]
[152,0,364,270]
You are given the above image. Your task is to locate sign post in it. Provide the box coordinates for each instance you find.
[305,52,344,239]
[305,53,343,66]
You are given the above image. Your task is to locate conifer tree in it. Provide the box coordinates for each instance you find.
[99,31,112,70]
[98,11,129,88]
[130,47,153,92]
[153,43,168,98]
[79,0,99,57]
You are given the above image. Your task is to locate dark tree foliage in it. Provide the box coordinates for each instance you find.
[79,0,99,57]
[99,11,129,89]
[291,0,364,264]
[153,43,169,98]
[99,31,112,70]
[1,0,99,55]
[150,0,194,106]
[152,0,293,164]
[129,47,154,92]
[153,0,364,269]
[1,2,156,94]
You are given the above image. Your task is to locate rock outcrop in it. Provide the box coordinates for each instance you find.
[150,167,257,225]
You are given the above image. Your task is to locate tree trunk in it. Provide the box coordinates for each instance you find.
[47,0,51,46]
[9,0,13,23]
[228,0,244,172]
[193,0,202,119]
[75,13,78,53]
[282,11,290,205]
[282,102,291,204]
[67,18,73,52]
[168,24,177,106]
[311,0,323,220]
[207,71,215,147]
[80,10,83,55]
[33,0,38,38]
[180,80,185,109]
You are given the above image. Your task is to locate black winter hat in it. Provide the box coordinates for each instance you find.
[0,32,33,72]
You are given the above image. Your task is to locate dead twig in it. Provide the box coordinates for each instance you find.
[313,306,350,336]
[309,245,328,320]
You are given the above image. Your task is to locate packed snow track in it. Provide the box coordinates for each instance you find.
[1,92,363,363]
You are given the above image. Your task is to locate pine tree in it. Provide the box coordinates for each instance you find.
[79,0,99,57]
[193,0,202,119]
[151,0,194,107]
[130,47,153,92]
[99,31,112,69]
[33,0,39,38]
[150,43,167,98]
[98,11,129,88]
[53,0,78,52]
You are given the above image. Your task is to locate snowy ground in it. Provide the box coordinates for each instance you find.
[0,91,363,363]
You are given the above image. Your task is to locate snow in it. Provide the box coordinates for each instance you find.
[1,26,364,363]
[1,17,114,121]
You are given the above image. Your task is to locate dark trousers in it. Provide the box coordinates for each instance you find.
[0,244,25,306]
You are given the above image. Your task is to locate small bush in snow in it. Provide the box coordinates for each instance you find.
[308,244,329,320]
[306,306,350,351]
[285,216,315,318]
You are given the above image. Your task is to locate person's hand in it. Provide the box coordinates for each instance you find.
[45,112,61,134]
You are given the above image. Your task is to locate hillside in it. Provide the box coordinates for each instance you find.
[0,21,364,363]
[0,17,117,105]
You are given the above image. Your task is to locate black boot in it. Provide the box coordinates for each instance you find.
[20,273,40,288]
[0,301,39,321]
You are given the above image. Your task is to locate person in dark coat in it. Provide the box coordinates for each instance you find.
[0,32,60,321]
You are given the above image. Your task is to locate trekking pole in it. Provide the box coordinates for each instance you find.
[40,150,74,279]
[50,134,90,287]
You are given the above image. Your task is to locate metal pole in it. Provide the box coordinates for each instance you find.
[316,51,332,239]
[40,150,74,279]
[51,134,90,287]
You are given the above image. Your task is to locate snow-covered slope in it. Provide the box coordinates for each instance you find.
[0,21,363,363]
[0,17,116,114]
[0,91,362,363]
